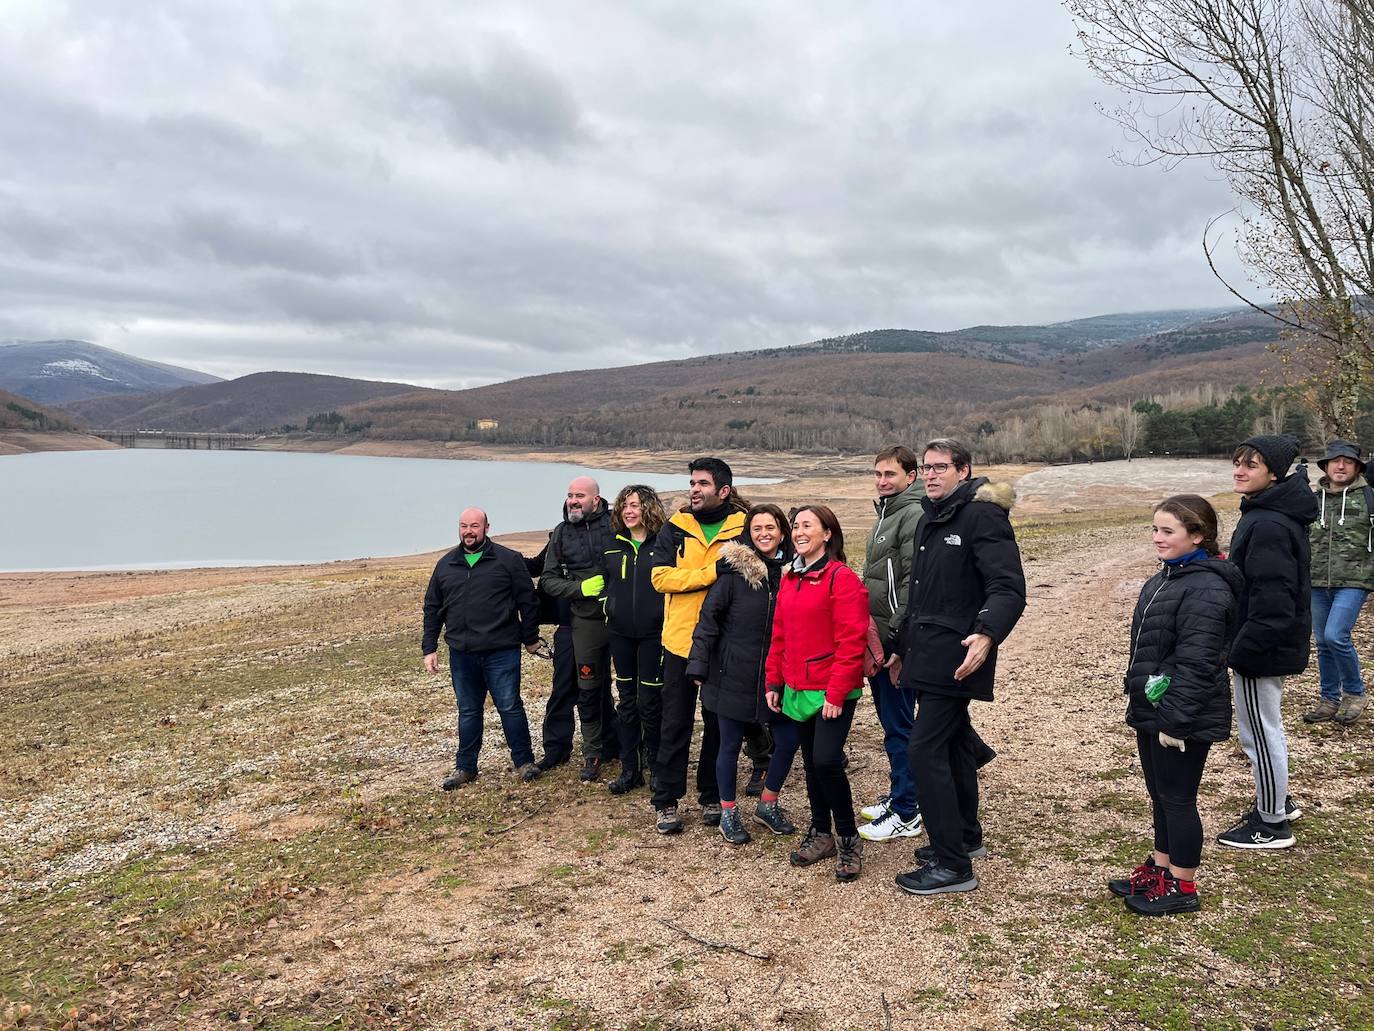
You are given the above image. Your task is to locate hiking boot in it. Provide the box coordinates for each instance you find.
[835,835,863,883]
[441,768,479,791]
[744,766,768,798]
[701,802,723,827]
[1217,813,1295,850]
[859,795,891,821]
[753,800,797,836]
[579,757,603,783]
[606,767,644,795]
[859,808,924,842]
[1107,857,1163,898]
[915,842,989,865]
[516,763,542,783]
[789,826,836,867]
[655,806,683,835]
[1303,698,1340,723]
[895,862,979,895]
[718,806,752,845]
[535,753,569,774]
[1335,692,1369,724]
[1124,872,1201,916]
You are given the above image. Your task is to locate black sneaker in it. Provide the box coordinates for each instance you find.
[655,806,683,835]
[1217,813,1295,850]
[1284,795,1303,821]
[744,766,768,798]
[701,802,723,827]
[1124,873,1201,916]
[606,768,644,795]
[579,757,603,783]
[915,843,989,865]
[535,753,570,774]
[718,806,751,845]
[1107,857,1163,898]
[753,800,797,836]
[895,862,978,896]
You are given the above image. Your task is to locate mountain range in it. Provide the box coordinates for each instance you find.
[0,340,222,406]
[4,305,1285,450]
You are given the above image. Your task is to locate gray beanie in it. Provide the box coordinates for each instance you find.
[1240,434,1301,479]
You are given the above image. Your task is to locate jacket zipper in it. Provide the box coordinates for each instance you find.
[886,557,897,616]
[1127,568,1171,684]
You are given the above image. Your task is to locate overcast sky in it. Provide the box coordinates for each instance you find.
[0,1,1252,388]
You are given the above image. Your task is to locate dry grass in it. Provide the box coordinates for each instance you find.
[2,465,1372,1030]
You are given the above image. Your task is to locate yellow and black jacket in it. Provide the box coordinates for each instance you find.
[649,509,747,657]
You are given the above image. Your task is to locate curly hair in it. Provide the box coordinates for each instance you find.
[612,484,667,536]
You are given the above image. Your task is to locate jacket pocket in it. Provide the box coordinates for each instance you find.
[803,650,835,684]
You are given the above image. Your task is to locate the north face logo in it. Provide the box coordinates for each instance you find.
[944,534,962,546]
[875,535,887,543]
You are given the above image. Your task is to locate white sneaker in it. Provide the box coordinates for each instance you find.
[858,808,924,842]
[859,795,891,821]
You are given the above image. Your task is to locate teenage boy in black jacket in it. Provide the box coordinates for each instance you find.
[422,508,543,790]
[1217,434,1319,850]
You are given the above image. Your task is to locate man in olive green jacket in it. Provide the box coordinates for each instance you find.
[857,445,927,841]
[1306,439,1374,724]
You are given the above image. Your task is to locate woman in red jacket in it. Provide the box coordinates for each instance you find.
[765,504,871,882]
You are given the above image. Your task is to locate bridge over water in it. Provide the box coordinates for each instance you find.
[93,430,259,450]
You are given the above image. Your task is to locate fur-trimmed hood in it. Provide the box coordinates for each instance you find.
[973,479,1016,512]
[718,539,769,588]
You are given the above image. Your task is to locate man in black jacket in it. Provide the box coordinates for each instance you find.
[422,508,543,790]
[1217,434,1319,850]
[894,438,1026,896]
[540,477,618,782]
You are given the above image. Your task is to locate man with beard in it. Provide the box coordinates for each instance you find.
[422,508,542,789]
[540,477,619,782]
[648,457,751,833]
[893,439,1026,895]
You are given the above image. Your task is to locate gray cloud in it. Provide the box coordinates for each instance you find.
[0,0,1252,389]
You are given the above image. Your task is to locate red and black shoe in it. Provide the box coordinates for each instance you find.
[1107,857,1163,898]
[1125,872,1201,916]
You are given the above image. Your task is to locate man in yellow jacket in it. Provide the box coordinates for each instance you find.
[648,457,749,833]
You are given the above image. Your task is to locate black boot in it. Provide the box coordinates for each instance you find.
[579,756,604,783]
[607,767,644,795]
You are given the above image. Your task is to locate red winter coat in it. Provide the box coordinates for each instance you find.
[765,557,870,707]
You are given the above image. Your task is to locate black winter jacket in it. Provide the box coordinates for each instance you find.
[1125,556,1245,741]
[422,539,540,655]
[602,532,663,639]
[896,477,1027,701]
[685,541,787,723]
[1227,471,1320,677]
[541,503,615,621]
[525,534,573,627]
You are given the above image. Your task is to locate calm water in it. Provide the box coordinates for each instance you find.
[0,449,714,572]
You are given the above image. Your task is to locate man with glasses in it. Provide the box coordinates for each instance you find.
[893,439,1025,895]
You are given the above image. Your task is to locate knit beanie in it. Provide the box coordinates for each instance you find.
[1240,433,1301,479]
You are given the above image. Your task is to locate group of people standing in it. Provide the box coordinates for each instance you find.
[420,430,1370,909]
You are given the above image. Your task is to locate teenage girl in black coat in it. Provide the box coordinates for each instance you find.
[1111,494,1244,916]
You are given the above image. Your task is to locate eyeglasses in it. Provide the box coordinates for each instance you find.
[917,463,954,475]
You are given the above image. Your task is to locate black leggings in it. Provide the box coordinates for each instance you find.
[1136,729,1212,868]
[772,698,858,837]
[609,633,663,771]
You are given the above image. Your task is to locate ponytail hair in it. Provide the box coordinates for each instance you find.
[1154,493,1221,556]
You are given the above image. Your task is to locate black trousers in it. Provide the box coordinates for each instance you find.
[571,616,616,759]
[609,633,663,772]
[908,692,982,876]
[1137,729,1212,868]
[774,698,858,837]
[540,624,614,762]
[652,652,721,808]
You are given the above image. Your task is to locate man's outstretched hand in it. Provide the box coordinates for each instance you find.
[953,634,992,681]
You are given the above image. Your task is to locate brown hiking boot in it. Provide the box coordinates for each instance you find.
[835,834,863,883]
[789,826,836,867]
[1303,698,1340,723]
[1335,693,1369,724]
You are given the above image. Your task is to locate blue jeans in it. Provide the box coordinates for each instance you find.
[1311,588,1368,701]
[450,646,535,773]
[868,665,918,820]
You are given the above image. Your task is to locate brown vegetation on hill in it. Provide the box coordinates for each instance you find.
[0,389,74,432]
[60,372,427,433]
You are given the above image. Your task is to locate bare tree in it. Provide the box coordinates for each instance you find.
[1117,402,1143,460]
[1066,0,1374,435]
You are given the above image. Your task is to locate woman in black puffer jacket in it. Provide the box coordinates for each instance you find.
[1111,494,1244,917]
[687,503,795,845]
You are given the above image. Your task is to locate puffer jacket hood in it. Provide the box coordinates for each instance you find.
[717,539,770,587]
[1124,556,1244,741]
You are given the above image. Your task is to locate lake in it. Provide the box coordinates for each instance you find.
[0,449,727,572]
